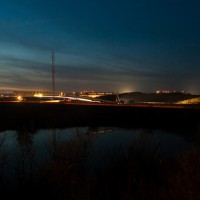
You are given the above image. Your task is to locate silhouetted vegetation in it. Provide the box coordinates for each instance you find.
[0,129,200,199]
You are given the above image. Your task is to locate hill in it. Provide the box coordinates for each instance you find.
[97,92,200,104]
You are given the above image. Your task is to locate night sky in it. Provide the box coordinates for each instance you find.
[0,0,200,94]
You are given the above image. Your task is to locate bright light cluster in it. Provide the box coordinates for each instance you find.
[34,93,43,97]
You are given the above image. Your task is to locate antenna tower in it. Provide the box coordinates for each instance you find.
[51,50,55,96]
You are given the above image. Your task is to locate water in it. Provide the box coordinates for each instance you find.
[0,126,200,199]
[0,127,198,169]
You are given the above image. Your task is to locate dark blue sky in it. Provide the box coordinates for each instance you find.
[0,0,200,94]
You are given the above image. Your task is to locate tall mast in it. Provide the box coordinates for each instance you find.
[51,50,55,96]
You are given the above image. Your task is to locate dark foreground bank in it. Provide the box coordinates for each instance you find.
[0,102,199,131]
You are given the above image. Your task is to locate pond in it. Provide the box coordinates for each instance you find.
[0,126,200,199]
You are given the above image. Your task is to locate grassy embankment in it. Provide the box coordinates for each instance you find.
[0,101,199,131]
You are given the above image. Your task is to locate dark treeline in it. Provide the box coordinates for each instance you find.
[1,128,200,200]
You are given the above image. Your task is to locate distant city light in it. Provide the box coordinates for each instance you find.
[17,96,23,101]
[156,90,185,94]
[34,93,43,97]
